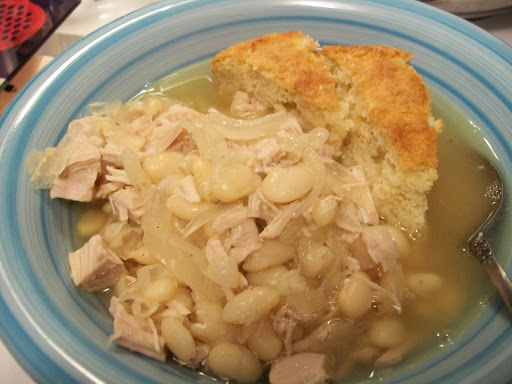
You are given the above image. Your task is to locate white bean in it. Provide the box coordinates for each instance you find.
[406,272,442,296]
[222,287,280,325]
[211,163,261,202]
[311,197,338,227]
[368,316,405,349]
[168,286,194,311]
[130,246,159,265]
[142,152,185,183]
[243,239,294,272]
[189,300,235,344]
[167,195,216,221]
[337,271,374,319]
[246,317,283,362]
[143,277,178,303]
[261,165,315,203]
[245,265,288,288]
[277,269,308,296]
[191,158,214,201]
[207,255,241,288]
[207,342,263,383]
[161,317,196,364]
[180,151,200,175]
[298,241,334,278]
[76,209,108,238]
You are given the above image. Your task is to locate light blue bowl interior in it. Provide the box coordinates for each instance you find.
[0,0,511,383]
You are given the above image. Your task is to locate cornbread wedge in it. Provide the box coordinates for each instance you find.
[212,31,443,232]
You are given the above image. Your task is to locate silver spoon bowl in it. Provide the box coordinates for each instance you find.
[468,161,512,314]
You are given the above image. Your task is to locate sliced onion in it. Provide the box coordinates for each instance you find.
[122,149,151,196]
[27,149,54,189]
[182,203,235,238]
[207,109,288,140]
[352,274,402,314]
[141,177,224,301]
[191,117,228,156]
[48,122,85,176]
[293,146,325,217]
[131,297,159,319]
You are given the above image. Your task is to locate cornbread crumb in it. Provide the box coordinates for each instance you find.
[212,31,443,232]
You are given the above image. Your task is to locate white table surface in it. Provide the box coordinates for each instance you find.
[1,2,511,383]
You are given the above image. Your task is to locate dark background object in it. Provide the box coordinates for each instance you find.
[0,0,81,90]
[422,0,512,19]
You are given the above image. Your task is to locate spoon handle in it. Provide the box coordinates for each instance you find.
[470,232,512,314]
[482,256,512,314]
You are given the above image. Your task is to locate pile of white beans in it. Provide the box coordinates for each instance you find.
[69,95,454,383]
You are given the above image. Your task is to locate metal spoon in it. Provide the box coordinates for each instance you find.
[468,161,512,314]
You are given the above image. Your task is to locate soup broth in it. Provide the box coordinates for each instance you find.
[57,59,503,383]
[132,60,497,380]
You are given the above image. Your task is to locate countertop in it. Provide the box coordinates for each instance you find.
[0,1,511,383]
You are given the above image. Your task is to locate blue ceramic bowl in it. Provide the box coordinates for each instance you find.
[0,0,511,383]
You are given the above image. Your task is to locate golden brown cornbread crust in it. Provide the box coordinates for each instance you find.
[211,31,444,231]
[318,45,439,171]
[211,31,339,110]
[211,31,350,138]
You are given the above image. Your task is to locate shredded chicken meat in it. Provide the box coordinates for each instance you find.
[28,93,424,384]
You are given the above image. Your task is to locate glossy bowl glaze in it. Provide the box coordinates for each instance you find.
[0,0,511,383]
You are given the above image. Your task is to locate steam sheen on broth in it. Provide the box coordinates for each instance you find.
[130,60,497,380]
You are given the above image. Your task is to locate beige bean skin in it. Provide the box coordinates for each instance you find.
[207,342,263,383]
[245,265,289,288]
[143,277,178,303]
[406,272,442,296]
[277,270,308,296]
[129,246,160,265]
[337,271,374,319]
[168,286,194,312]
[191,158,214,201]
[311,197,338,227]
[210,163,261,202]
[189,300,235,344]
[243,239,294,272]
[222,287,280,325]
[246,318,282,362]
[298,241,334,278]
[76,209,108,238]
[143,152,185,183]
[167,195,216,221]
[161,317,196,364]
[368,316,405,349]
[207,255,241,288]
[261,165,315,203]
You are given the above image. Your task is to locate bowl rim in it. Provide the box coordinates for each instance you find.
[0,0,512,383]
